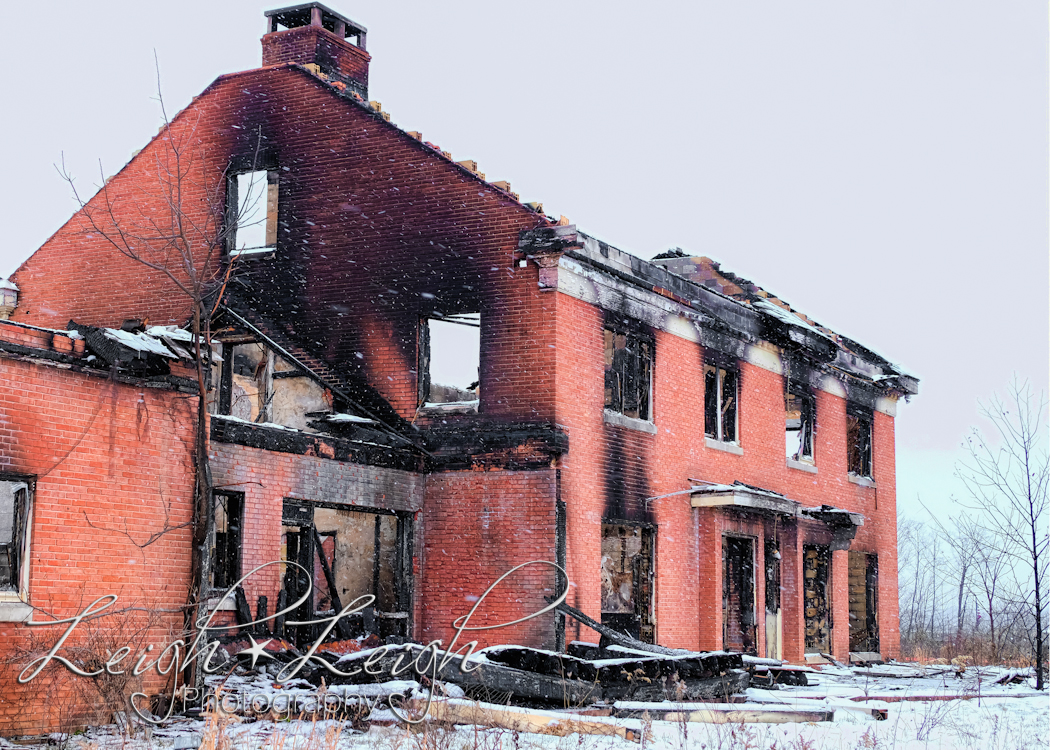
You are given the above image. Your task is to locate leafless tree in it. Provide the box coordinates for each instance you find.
[954,377,1049,687]
[57,69,261,655]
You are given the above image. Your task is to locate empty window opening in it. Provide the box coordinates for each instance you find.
[604,324,653,421]
[704,363,738,442]
[419,314,480,406]
[846,406,873,477]
[848,552,879,653]
[803,544,832,653]
[229,170,278,255]
[764,538,782,660]
[722,536,757,655]
[280,500,411,646]
[210,491,244,591]
[600,523,655,643]
[0,478,32,599]
[217,342,273,422]
[786,390,815,461]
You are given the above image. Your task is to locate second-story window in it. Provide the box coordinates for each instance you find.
[786,389,815,462]
[846,405,873,477]
[228,169,279,255]
[704,362,738,443]
[604,322,653,421]
[419,313,480,407]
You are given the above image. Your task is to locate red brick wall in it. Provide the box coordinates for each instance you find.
[0,354,196,735]
[12,65,551,423]
[420,470,558,650]
[262,26,371,90]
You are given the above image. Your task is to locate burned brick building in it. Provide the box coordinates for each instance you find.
[1,3,917,732]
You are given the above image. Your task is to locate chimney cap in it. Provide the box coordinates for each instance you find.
[265,3,367,42]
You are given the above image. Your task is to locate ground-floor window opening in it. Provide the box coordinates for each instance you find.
[764,538,782,660]
[848,552,879,653]
[722,536,757,655]
[280,500,411,646]
[600,522,655,643]
[211,491,244,591]
[804,544,832,653]
[0,477,32,599]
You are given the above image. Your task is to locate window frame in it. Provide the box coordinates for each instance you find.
[210,490,244,592]
[785,386,816,463]
[226,168,280,257]
[846,404,874,478]
[0,474,34,608]
[603,317,655,423]
[704,357,739,444]
[417,313,482,410]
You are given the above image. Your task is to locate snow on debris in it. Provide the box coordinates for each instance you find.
[102,328,181,358]
[325,413,377,424]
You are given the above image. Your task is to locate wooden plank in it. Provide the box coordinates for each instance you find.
[423,699,641,742]
[613,704,833,724]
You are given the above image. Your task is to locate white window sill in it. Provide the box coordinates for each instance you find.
[206,596,238,612]
[419,399,479,416]
[787,458,817,474]
[229,246,276,257]
[603,410,657,434]
[0,600,32,622]
[848,473,876,488]
[705,437,743,455]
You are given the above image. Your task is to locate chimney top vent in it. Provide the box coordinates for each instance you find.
[263,3,371,97]
[265,3,367,49]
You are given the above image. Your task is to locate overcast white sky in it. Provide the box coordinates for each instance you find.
[0,1,1045,518]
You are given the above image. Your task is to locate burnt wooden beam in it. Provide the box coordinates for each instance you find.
[312,527,353,640]
[554,601,689,657]
[211,416,421,472]
[234,586,253,630]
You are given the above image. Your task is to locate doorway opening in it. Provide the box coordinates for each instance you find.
[600,523,655,643]
[280,499,412,646]
[722,536,757,654]
[848,552,879,653]
[803,544,831,653]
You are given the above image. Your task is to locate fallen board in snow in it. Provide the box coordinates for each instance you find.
[611,702,834,724]
[422,698,641,742]
[329,645,599,705]
[849,691,1046,703]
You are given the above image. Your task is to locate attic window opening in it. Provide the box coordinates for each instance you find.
[228,170,278,256]
[419,314,481,407]
[704,362,738,443]
[603,322,653,422]
[0,477,32,603]
[846,405,873,478]
[786,389,815,462]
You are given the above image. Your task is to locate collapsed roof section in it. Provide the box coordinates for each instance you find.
[519,226,918,401]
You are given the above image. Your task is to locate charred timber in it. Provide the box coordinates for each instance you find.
[211,417,421,472]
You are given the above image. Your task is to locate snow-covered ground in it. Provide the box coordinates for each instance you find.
[2,664,1045,750]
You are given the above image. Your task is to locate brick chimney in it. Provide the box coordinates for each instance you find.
[263,3,370,97]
